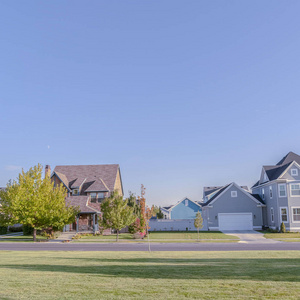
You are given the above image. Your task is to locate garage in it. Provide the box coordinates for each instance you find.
[218,213,253,231]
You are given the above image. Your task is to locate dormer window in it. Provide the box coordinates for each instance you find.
[72,189,78,196]
[291,169,298,176]
[231,191,237,197]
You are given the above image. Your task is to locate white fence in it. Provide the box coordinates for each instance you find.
[149,219,207,231]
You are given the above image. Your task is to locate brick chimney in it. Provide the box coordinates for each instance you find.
[45,165,51,177]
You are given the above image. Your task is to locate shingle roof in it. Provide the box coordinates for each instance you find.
[53,164,119,193]
[66,196,101,213]
[85,178,109,192]
[203,186,222,197]
[70,177,86,189]
[265,162,292,181]
[202,184,231,206]
[276,151,300,166]
[251,194,265,204]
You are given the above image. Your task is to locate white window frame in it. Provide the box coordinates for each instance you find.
[262,188,265,200]
[231,191,237,198]
[269,186,273,199]
[278,184,287,198]
[185,199,188,206]
[291,207,300,223]
[291,168,298,176]
[270,207,274,223]
[290,183,300,197]
[280,207,289,223]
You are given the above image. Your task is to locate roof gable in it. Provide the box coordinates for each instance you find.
[277,151,300,166]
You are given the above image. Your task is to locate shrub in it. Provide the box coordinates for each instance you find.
[9,226,23,233]
[280,222,286,233]
[23,225,34,235]
[0,226,7,235]
[133,232,144,239]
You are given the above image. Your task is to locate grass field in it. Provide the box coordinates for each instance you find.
[0,235,47,242]
[0,251,300,299]
[76,231,238,243]
[264,232,300,239]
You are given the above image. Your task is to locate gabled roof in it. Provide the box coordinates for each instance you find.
[202,183,264,207]
[203,186,222,197]
[276,151,300,166]
[253,152,300,188]
[52,164,120,194]
[66,196,101,213]
[251,194,265,204]
[162,206,173,211]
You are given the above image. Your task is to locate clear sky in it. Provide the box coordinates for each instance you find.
[1,1,300,206]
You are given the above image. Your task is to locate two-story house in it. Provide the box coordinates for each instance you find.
[49,164,123,233]
[252,151,300,232]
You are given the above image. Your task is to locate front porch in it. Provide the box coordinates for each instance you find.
[63,213,99,234]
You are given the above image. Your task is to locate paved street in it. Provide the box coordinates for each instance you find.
[0,241,300,251]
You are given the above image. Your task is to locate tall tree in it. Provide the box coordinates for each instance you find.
[0,164,79,241]
[194,211,204,240]
[156,207,164,219]
[100,192,136,241]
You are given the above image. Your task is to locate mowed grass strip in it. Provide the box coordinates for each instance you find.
[78,231,238,241]
[0,251,300,299]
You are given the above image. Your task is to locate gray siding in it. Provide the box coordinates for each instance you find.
[205,185,263,230]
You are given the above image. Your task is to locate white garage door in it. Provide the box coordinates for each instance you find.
[218,213,253,231]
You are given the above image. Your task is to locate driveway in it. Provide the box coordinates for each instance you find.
[221,230,280,244]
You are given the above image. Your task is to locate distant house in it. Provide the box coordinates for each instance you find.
[49,164,123,233]
[202,183,264,231]
[162,198,202,220]
[252,151,300,232]
[149,198,206,231]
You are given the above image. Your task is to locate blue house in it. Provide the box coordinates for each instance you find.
[162,197,202,219]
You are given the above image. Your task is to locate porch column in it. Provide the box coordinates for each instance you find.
[76,215,79,233]
[93,213,95,234]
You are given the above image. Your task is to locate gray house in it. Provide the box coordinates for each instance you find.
[252,151,300,232]
[202,183,264,231]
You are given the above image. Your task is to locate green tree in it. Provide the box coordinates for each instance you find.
[0,164,79,241]
[156,207,164,219]
[194,211,203,240]
[280,222,286,233]
[101,192,136,241]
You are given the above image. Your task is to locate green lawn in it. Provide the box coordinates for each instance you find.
[0,235,48,242]
[0,251,300,299]
[76,231,238,242]
[264,232,300,240]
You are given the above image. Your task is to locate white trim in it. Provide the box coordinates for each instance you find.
[291,168,298,176]
[278,183,287,198]
[270,207,274,223]
[291,206,300,223]
[168,197,202,211]
[279,207,289,223]
[279,161,300,179]
[207,182,263,206]
[290,183,300,197]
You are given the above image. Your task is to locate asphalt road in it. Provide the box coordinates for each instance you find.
[0,242,300,251]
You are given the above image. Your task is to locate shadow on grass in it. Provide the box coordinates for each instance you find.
[1,258,300,282]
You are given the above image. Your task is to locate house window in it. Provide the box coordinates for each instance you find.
[291,169,298,176]
[72,189,78,196]
[185,199,188,206]
[231,191,237,197]
[292,208,300,222]
[270,207,274,223]
[269,186,273,199]
[262,188,265,200]
[278,184,287,197]
[290,184,300,196]
[97,192,104,203]
[280,207,288,223]
[90,193,97,203]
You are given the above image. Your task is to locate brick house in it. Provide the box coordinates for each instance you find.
[48,164,123,233]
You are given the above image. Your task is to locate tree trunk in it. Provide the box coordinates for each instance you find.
[33,228,37,242]
[116,229,119,242]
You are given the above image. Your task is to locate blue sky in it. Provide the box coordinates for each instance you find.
[1,1,300,206]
